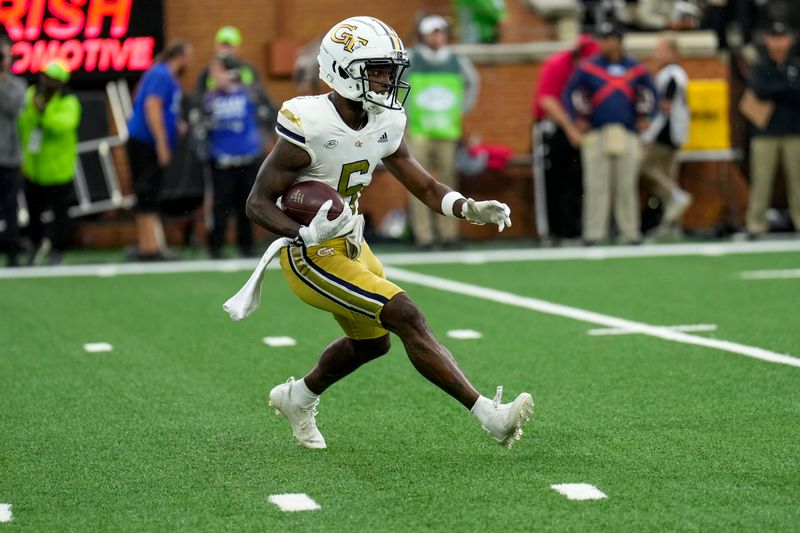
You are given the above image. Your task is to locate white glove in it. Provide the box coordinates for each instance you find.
[462,198,512,232]
[298,200,357,246]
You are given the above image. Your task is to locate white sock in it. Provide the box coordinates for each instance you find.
[292,378,320,406]
[470,395,494,425]
[672,188,688,202]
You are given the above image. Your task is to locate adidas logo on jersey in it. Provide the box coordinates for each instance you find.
[377,132,389,143]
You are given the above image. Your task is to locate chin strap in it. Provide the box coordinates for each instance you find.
[363,91,390,114]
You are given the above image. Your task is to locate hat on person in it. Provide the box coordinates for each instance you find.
[215,26,242,46]
[42,60,71,83]
[419,15,449,36]
[765,21,791,36]
[595,21,624,39]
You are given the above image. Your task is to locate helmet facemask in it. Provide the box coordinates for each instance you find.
[347,55,410,114]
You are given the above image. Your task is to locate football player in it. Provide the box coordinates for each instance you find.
[246,16,533,449]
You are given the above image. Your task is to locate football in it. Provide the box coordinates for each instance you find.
[281,180,345,226]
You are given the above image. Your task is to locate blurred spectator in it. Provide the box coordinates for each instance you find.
[18,61,81,266]
[126,39,192,261]
[293,35,324,95]
[758,1,800,35]
[194,26,277,140]
[454,0,507,43]
[636,0,703,30]
[589,0,635,28]
[202,56,263,259]
[745,22,800,237]
[564,22,657,245]
[404,15,479,249]
[526,0,584,41]
[0,36,26,267]
[640,35,692,232]
[532,33,599,243]
[709,0,757,51]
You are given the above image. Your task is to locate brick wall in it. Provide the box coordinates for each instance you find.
[164,1,727,156]
[166,0,451,102]
[162,0,553,149]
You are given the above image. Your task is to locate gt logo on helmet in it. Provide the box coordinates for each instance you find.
[330,23,369,53]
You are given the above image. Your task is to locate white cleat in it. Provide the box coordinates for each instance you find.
[268,377,327,449]
[480,386,535,448]
[662,189,692,226]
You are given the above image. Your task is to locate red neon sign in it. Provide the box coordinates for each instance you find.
[0,0,156,75]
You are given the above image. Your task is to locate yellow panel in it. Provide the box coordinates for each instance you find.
[685,79,731,151]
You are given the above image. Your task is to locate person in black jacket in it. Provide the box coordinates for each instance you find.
[745,22,800,237]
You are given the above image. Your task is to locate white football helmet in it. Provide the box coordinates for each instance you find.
[318,16,410,114]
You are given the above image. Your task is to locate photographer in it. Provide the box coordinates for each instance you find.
[201,55,263,259]
[194,27,276,142]
[18,61,81,265]
[0,36,27,267]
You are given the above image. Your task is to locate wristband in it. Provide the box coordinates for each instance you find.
[441,191,466,219]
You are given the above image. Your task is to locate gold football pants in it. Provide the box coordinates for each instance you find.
[280,239,403,340]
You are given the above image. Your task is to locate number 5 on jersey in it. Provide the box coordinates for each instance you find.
[338,160,370,213]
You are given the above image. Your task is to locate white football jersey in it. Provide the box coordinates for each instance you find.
[275,93,407,212]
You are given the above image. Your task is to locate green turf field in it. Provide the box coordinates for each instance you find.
[2,246,799,531]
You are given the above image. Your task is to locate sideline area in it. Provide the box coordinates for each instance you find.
[1,239,799,279]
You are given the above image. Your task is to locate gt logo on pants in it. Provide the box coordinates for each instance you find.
[317,247,335,257]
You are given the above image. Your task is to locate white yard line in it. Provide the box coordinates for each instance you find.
[262,336,297,347]
[385,267,800,369]
[83,342,113,352]
[1,240,799,280]
[379,239,800,266]
[268,493,320,512]
[551,484,607,501]
[447,329,483,339]
[740,268,800,280]
[588,324,718,336]
[0,504,12,523]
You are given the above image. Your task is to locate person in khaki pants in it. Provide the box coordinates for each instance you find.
[403,15,479,249]
[745,22,800,237]
[564,22,657,244]
[640,35,693,232]
[580,126,642,243]
[406,135,459,247]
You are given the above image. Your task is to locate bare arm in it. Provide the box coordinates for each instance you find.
[540,95,585,146]
[144,95,170,166]
[540,96,572,131]
[382,138,466,218]
[246,138,312,238]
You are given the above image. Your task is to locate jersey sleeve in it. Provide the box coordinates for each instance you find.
[275,99,315,162]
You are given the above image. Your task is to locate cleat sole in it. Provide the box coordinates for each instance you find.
[500,394,535,448]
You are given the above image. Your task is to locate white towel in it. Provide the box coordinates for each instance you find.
[223,237,292,321]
